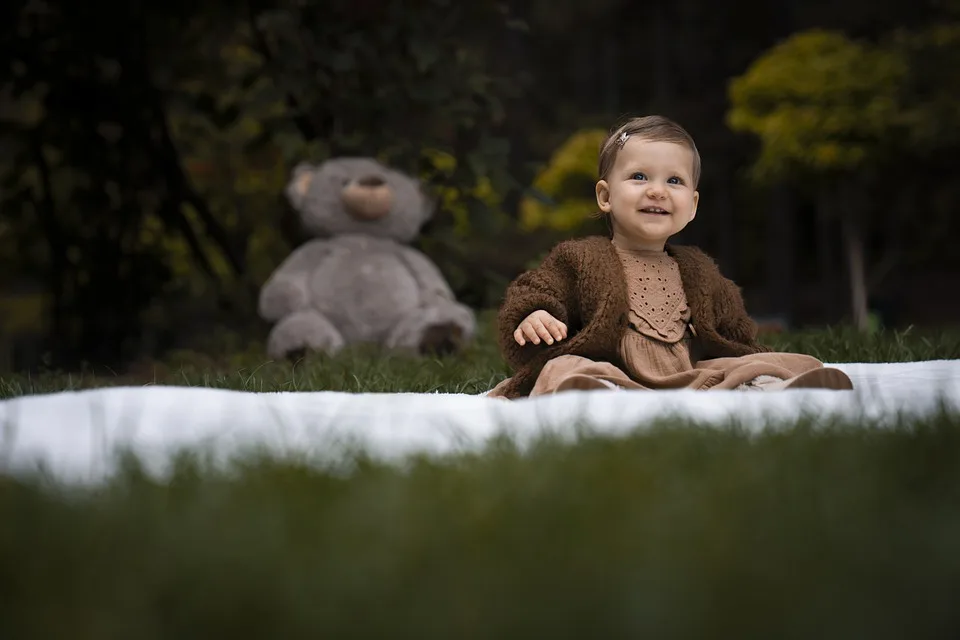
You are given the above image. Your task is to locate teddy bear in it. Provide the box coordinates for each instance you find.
[258,157,476,360]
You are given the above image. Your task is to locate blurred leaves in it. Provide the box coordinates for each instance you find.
[3,0,960,368]
[0,0,524,367]
[727,29,909,181]
[519,129,608,231]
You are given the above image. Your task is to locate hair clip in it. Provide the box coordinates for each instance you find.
[616,131,629,147]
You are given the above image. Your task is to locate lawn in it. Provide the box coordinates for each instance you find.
[2,317,960,637]
[3,311,960,398]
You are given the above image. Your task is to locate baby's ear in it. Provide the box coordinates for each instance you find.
[595,179,611,211]
[285,162,316,210]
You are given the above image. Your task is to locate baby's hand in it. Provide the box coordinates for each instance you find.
[514,310,567,346]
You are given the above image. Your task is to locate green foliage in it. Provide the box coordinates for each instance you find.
[4,411,960,637]
[0,291,46,336]
[418,148,506,238]
[519,128,607,231]
[727,29,909,182]
[165,23,314,295]
[253,0,521,233]
[0,0,527,367]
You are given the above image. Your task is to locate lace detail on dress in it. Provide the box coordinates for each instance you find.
[615,245,691,344]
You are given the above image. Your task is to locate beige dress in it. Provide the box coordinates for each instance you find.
[498,245,826,397]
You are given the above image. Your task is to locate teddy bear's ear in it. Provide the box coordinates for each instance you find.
[285,162,316,209]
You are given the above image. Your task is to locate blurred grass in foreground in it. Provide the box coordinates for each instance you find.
[3,411,960,638]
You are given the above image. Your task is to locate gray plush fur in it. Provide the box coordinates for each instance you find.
[259,157,476,359]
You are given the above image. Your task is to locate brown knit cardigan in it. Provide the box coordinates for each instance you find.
[495,235,771,398]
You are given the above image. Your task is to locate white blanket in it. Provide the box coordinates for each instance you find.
[2,360,958,484]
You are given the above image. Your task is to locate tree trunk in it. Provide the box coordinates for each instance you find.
[842,214,870,332]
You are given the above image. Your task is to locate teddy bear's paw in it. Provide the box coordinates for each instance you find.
[385,302,475,355]
[266,310,346,360]
[417,321,465,356]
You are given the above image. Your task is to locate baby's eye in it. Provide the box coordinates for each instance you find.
[667,176,684,185]
[630,172,647,181]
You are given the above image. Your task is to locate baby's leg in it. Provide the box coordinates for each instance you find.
[740,369,853,391]
[266,309,345,360]
[532,355,638,395]
[773,368,854,390]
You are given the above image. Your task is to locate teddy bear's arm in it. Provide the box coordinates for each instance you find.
[395,245,456,303]
[258,238,333,321]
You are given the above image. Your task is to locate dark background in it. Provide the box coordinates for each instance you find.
[2,0,958,373]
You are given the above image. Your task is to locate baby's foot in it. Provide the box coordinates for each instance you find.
[737,375,782,391]
[751,368,854,391]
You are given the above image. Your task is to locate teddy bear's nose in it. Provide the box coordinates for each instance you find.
[341,174,394,220]
[357,176,385,187]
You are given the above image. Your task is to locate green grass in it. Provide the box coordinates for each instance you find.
[3,319,960,636]
[759,323,960,363]
[2,312,959,399]
[4,413,960,638]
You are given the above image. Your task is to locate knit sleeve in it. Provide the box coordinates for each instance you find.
[714,275,772,353]
[497,241,581,369]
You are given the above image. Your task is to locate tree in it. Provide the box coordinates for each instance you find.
[0,0,526,367]
[248,0,522,232]
[518,129,608,232]
[727,29,909,331]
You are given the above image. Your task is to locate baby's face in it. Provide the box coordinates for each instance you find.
[596,137,699,250]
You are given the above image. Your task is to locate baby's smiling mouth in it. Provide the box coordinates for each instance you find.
[639,206,670,215]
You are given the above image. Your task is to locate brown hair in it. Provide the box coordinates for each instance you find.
[597,115,701,186]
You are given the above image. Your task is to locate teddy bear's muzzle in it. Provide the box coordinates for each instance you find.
[341,178,394,221]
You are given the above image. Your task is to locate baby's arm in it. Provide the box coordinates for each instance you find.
[498,243,580,368]
[514,309,567,346]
